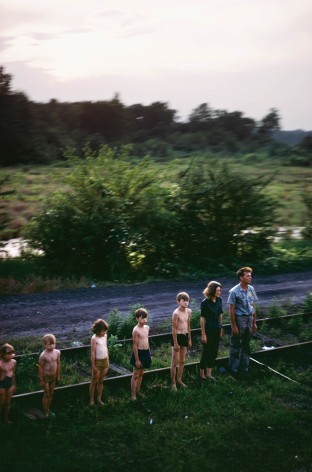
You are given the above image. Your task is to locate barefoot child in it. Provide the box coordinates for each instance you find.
[170,292,192,390]
[39,334,61,417]
[89,319,109,406]
[130,308,151,400]
[0,343,16,423]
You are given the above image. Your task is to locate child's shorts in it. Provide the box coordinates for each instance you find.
[95,358,109,369]
[172,333,189,348]
[130,349,152,369]
[43,374,57,384]
[0,376,13,389]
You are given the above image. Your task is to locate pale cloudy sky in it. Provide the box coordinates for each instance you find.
[1,0,311,130]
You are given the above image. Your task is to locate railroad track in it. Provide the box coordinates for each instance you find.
[13,339,312,407]
[14,311,312,360]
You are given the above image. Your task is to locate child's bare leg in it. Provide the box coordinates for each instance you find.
[131,369,140,400]
[135,370,144,396]
[177,347,187,387]
[89,379,96,405]
[170,348,178,389]
[4,386,14,422]
[42,383,50,415]
[47,382,55,412]
[97,368,108,405]
[0,389,4,420]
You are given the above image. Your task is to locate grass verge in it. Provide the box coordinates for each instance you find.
[1,361,311,472]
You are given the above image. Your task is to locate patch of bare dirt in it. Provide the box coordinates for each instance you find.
[1,271,311,345]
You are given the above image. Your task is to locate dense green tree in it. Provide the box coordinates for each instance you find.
[258,108,280,137]
[25,146,277,279]
[0,66,293,166]
[0,67,40,165]
[188,103,212,131]
[168,160,276,268]
[24,146,174,279]
[300,134,312,152]
[213,111,256,141]
[0,175,14,243]
[302,193,312,239]
[0,66,12,95]
[79,95,125,142]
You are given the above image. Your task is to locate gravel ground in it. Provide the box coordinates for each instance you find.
[1,270,311,344]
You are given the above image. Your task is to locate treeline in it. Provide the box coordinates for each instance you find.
[1,66,311,166]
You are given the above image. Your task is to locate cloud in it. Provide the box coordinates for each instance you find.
[1,0,311,129]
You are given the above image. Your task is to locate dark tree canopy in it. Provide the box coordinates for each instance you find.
[1,65,309,166]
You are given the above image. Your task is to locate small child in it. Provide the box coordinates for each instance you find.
[130,308,151,401]
[170,292,192,390]
[39,334,61,417]
[89,319,109,406]
[0,343,16,423]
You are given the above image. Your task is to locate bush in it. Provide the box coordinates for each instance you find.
[24,146,278,281]
[107,309,123,337]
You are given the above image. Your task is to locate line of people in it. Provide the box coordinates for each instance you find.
[0,266,258,422]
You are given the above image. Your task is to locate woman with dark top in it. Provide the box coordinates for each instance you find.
[200,281,223,381]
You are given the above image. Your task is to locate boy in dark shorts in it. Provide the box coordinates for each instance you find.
[130,308,151,400]
[170,292,192,390]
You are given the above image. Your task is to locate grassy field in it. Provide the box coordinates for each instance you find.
[2,357,311,472]
[1,155,312,239]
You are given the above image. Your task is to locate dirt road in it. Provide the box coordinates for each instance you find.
[1,271,311,345]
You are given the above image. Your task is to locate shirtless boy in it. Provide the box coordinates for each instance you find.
[130,308,151,401]
[0,343,16,423]
[39,334,61,417]
[170,292,192,390]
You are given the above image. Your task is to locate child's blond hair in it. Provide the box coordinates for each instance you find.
[0,343,15,358]
[43,333,56,345]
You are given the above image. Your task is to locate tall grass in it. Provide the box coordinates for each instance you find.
[1,156,312,239]
[2,361,311,472]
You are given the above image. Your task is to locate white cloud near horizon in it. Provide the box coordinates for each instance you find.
[1,0,311,129]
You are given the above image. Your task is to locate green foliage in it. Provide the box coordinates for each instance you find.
[3,367,312,472]
[286,316,302,336]
[23,146,279,281]
[107,304,143,340]
[168,159,276,267]
[302,192,312,239]
[107,309,123,337]
[107,334,125,363]
[117,304,143,340]
[15,349,40,393]
[190,307,201,329]
[4,65,310,167]
[24,146,172,279]
[267,303,287,318]
[300,292,312,315]
[258,242,312,274]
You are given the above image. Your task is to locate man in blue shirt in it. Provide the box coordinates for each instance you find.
[227,266,258,377]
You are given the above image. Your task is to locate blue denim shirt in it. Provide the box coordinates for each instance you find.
[227,283,258,316]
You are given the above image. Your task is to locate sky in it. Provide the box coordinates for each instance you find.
[1,0,311,130]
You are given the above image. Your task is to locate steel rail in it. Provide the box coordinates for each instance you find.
[14,311,311,360]
[12,340,312,407]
